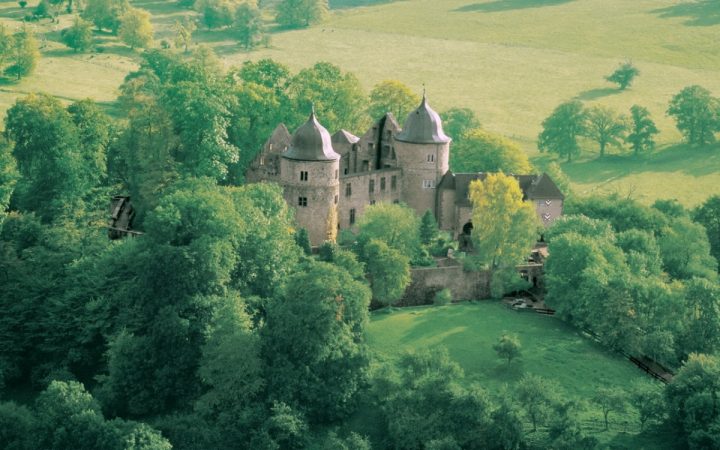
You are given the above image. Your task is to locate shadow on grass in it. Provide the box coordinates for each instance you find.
[652,0,720,26]
[489,360,524,381]
[455,0,574,13]
[560,143,720,184]
[575,87,620,101]
[329,0,404,9]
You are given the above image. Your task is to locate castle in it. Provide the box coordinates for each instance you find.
[246,96,564,246]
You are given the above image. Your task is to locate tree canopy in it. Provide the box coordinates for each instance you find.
[368,80,420,121]
[667,85,720,145]
[538,100,587,162]
[451,129,532,173]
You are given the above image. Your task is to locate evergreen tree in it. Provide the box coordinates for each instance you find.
[419,209,439,245]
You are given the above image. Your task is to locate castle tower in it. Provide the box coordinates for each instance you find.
[393,95,451,217]
[280,110,341,247]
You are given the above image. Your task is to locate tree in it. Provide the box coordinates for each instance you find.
[467,173,539,272]
[592,387,627,430]
[67,99,112,188]
[0,25,14,70]
[263,260,371,422]
[538,101,586,162]
[515,374,560,431]
[605,61,639,90]
[680,277,720,356]
[4,28,39,81]
[82,0,129,33]
[234,3,264,50]
[584,105,626,158]
[493,333,521,365]
[0,138,18,228]
[276,0,327,29]
[363,238,411,306]
[666,353,720,447]
[4,94,91,222]
[420,210,439,245]
[173,17,196,53]
[367,80,420,121]
[289,61,369,133]
[694,195,720,267]
[119,7,154,49]
[658,217,717,280]
[295,228,312,254]
[356,202,422,261]
[197,0,236,29]
[667,85,720,145]
[61,16,94,52]
[440,107,480,141]
[540,161,572,199]
[631,381,666,430]
[625,104,659,156]
[451,129,532,173]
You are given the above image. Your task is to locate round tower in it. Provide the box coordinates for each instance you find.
[280,110,341,247]
[393,95,451,217]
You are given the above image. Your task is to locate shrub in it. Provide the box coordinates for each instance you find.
[434,288,452,306]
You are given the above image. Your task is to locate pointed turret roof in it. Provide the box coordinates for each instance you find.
[395,95,451,144]
[283,109,340,161]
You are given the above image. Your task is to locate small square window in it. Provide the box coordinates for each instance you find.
[300,171,308,181]
[298,197,307,207]
[370,200,376,205]
[427,154,435,162]
[422,180,436,189]
[345,183,352,197]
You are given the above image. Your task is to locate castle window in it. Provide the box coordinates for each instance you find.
[334,195,338,205]
[393,199,400,204]
[362,160,369,172]
[259,156,265,166]
[370,200,376,205]
[422,180,436,189]
[300,171,308,181]
[349,208,356,225]
[427,154,435,163]
[335,170,338,180]
[391,175,397,190]
[298,197,307,207]
[344,168,348,175]
[369,179,375,194]
[346,183,352,197]
[380,177,386,191]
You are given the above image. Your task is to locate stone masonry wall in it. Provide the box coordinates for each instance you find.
[397,262,491,307]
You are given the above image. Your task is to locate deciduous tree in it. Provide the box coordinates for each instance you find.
[234,3,264,49]
[451,129,532,173]
[0,137,18,227]
[119,7,154,49]
[667,85,720,145]
[694,195,720,267]
[276,0,327,29]
[357,202,421,261]
[440,107,480,141]
[592,387,627,430]
[493,333,521,365]
[4,28,39,81]
[538,101,586,162]
[605,61,639,90]
[625,104,659,156]
[584,105,626,158]
[82,0,129,33]
[468,173,538,271]
[173,17,196,53]
[368,80,420,120]
[61,16,94,52]
[515,374,560,431]
[363,238,410,306]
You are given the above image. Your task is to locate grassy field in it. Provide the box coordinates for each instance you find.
[366,301,673,448]
[0,0,719,205]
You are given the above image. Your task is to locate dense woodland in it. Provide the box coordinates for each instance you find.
[1,39,720,449]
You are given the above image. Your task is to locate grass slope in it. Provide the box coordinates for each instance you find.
[0,0,718,204]
[367,302,672,447]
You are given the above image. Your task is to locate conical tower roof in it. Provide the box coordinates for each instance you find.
[283,110,340,161]
[395,95,451,144]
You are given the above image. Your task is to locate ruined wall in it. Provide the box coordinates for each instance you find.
[397,263,491,307]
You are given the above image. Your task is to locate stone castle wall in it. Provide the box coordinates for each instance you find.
[338,168,403,229]
[397,262,491,307]
[393,140,449,218]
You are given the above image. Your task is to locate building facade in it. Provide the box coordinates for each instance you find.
[246,97,565,246]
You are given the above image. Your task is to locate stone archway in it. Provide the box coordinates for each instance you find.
[459,221,474,251]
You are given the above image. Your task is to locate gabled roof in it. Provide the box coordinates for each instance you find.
[441,171,565,206]
[283,111,340,162]
[395,96,451,144]
[264,123,291,154]
[332,129,360,145]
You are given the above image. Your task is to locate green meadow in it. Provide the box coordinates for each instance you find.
[366,302,674,448]
[1,0,719,204]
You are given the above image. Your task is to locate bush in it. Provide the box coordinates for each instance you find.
[434,288,452,306]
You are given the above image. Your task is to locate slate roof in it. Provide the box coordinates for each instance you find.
[395,96,451,144]
[439,171,565,206]
[331,129,360,145]
[283,111,340,162]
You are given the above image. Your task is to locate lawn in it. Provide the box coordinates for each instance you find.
[0,0,718,205]
[366,301,675,447]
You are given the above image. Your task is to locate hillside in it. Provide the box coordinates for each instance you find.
[1,0,719,204]
[366,301,675,448]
